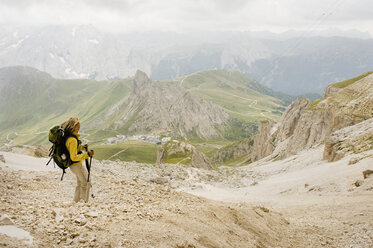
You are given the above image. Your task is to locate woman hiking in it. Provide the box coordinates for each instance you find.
[61,117,94,203]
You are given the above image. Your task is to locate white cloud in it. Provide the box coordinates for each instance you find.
[0,0,372,35]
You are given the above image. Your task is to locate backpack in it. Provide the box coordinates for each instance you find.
[46,125,79,180]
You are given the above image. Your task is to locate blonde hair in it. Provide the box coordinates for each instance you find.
[61,117,80,135]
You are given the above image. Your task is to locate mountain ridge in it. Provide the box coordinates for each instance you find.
[1,25,373,95]
[0,66,286,146]
[211,71,373,165]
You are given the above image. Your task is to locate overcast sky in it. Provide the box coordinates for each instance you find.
[0,0,372,35]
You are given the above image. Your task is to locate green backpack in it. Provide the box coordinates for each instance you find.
[46,125,79,180]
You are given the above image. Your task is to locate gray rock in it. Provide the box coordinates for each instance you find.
[0,215,14,225]
[363,170,373,179]
[349,158,360,165]
[85,211,99,218]
[99,71,230,140]
[150,177,168,185]
[354,180,364,187]
[250,74,373,163]
[324,118,373,162]
[191,149,213,170]
[0,155,5,164]
[156,148,165,165]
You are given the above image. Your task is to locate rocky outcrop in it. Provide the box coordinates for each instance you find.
[105,70,230,140]
[251,73,373,162]
[251,98,319,161]
[251,120,276,161]
[212,138,253,165]
[156,148,165,165]
[158,140,213,169]
[0,154,5,163]
[323,85,341,97]
[323,118,373,162]
[363,170,373,179]
[192,149,213,170]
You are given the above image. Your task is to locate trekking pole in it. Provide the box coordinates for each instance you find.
[85,147,95,198]
[84,147,91,182]
[88,155,92,182]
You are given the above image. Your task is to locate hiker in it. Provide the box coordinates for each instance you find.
[61,117,94,203]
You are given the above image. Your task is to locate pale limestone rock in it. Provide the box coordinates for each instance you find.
[161,140,213,169]
[0,215,14,225]
[251,74,373,162]
[323,118,373,162]
[348,157,360,165]
[363,170,373,179]
[354,180,364,187]
[212,138,253,165]
[150,177,169,185]
[191,149,213,170]
[156,148,165,165]
[0,155,5,163]
[95,71,230,140]
[251,119,276,161]
[324,85,341,97]
[85,211,99,218]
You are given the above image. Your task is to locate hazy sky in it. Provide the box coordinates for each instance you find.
[1,0,372,35]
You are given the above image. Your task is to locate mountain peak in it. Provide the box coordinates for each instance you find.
[133,70,151,92]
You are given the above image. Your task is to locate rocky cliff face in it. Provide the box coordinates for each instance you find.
[212,138,253,165]
[324,118,373,162]
[323,85,341,97]
[103,71,230,140]
[250,73,373,162]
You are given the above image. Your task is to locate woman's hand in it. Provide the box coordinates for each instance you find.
[88,150,94,157]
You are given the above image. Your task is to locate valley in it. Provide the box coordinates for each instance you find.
[0,67,288,164]
[0,67,372,247]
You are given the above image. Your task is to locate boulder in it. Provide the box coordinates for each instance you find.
[192,149,213,170]
[150,177,169,185]
[156,148,165,165]
[324,118,373,162]
[354,180,364,187]
[0,154,5,163]
[0,215,14,225]
[363,170,373,179]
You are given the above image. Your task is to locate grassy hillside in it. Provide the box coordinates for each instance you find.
[167,70,287,123]
[0,67,290,164]
[331,71,373,88]
[0,67,132,147]
[91,140,158,164]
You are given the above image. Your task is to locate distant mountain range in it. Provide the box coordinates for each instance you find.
[1,25,372,95]
[0,66,288,146]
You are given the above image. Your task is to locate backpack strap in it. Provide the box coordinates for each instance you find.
[65,135,81,164]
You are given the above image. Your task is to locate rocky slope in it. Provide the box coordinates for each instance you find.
[98,70,230,139]
[249,72,373,162]
[324,118,373,162]
[1,141,373,247]
[215,73,373,161]
[0,153,295,248]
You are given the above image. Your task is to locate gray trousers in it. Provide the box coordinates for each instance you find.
[70,163,91,202]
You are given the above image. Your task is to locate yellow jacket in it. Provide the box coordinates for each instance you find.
[65,133,89,166]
